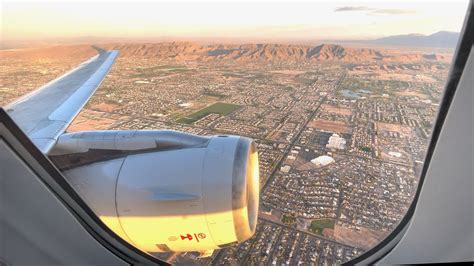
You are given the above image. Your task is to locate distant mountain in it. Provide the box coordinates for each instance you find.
[100,43,449,62]
[369,31,460,48]
[0,42,452,63]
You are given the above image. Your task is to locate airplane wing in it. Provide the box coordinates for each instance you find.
[5,47,119,154]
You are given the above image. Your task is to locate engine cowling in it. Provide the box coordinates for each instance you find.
[50,130,259,256]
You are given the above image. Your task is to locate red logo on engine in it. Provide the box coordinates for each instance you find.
[180,234,193,241]
[180,233,206,242]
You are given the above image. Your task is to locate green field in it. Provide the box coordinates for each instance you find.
[177,102,241,124]
[339,77,409,96]
[309,219,335,235]
[281,214,297,226]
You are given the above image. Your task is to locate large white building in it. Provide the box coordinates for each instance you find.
[280,165,291,173]
[311,155,335,167]
[326,133,346,150]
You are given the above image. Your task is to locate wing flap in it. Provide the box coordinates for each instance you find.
[5,48,119,154]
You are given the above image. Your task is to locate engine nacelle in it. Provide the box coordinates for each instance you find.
[50,130,259,256]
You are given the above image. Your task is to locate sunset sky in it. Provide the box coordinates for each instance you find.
[2,0,469,42]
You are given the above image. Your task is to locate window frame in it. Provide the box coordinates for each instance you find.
[344,2,473,264]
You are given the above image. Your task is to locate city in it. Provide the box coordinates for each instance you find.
[0,42,451,265]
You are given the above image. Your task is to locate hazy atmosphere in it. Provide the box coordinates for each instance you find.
[2,1,468,44]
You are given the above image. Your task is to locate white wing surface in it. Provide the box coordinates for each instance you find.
[5,48,119,154]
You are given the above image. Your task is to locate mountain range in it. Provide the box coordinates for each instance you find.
[0,42,452,63]
[366,31,460,48]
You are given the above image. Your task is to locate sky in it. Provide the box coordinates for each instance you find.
[1,0,470,42]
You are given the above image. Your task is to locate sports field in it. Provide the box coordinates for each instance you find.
[309,219,335,235]
[177,102,241,124]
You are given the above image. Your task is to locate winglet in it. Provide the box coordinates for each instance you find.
[91,45,106,54]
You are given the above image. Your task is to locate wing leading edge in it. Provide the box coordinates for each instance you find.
[6,48,119,154]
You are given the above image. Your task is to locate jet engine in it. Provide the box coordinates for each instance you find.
[49,130,259,257]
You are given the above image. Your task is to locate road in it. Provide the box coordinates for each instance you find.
[261,72,347,192]
[261,95,326,192]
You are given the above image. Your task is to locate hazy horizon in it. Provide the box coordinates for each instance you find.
[2,29,461,42]
[3,1,468,44]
